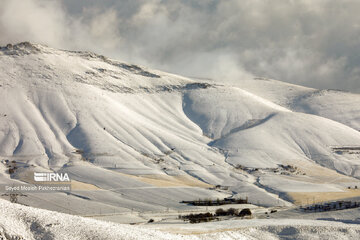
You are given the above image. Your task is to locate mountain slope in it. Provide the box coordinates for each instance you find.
[1,42,360,215]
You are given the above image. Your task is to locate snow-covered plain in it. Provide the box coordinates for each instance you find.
[1,42,360,238]
[2,198,360,240]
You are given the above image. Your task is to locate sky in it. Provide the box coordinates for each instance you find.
[1,0,360,91]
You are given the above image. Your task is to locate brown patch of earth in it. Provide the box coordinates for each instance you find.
[287,189,360,205]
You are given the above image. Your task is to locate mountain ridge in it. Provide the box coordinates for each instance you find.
[1,42,360,214]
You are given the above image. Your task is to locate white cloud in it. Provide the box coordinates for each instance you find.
[1,0,360,91]
[0,0,124,58]
[0,0,68,46]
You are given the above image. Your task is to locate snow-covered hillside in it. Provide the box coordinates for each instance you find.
[1,42,360,217]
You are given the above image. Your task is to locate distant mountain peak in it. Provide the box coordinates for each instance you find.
[0,41,44,55]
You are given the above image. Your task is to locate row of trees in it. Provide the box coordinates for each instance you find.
[181,197,248,206]
[179,208,252,224]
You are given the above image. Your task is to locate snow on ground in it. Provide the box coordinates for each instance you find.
[0,198,185,240]
[1,199,360,240]
[2,42,360,225]
[292,89,360,131]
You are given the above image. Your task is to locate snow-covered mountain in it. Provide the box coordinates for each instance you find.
[1,42,360,216]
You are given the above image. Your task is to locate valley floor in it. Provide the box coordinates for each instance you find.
[1,198,360,240]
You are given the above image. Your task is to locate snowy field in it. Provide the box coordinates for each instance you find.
[1,199,360,240]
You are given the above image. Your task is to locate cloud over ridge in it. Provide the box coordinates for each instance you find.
[1,0,360,91]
